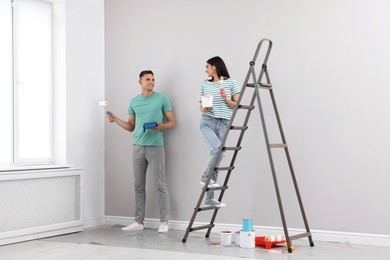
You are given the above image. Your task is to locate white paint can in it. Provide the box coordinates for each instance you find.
[220,231,232,246]
[239,231,255,249]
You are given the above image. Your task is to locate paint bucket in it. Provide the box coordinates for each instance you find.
[242,219,253,232]
[143,122,158,132]
[220,231,232,246]
[240,231,255,248]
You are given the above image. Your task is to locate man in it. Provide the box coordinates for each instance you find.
[106,70,176,233]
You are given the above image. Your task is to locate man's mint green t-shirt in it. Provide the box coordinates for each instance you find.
[128,92,172,146]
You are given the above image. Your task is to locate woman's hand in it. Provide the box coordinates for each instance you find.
[219,88,227,100]
[200,106,213,112]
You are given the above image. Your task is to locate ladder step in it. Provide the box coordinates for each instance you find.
[260,83,272,88]
[215,166,234,171]
[289,232,312,240]
[206,186,228,192]
[246,83,272,89]
[238,105,255,110]
[223,146,241,151]
[190,224,214,232]
[269,143,287,148]
[197,205,221,212]
[230,126,248,131]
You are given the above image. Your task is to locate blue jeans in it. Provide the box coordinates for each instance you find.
[199,114,229,200]
[132,145,169,222]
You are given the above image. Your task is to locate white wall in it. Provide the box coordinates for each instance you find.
[66,0,105,226]
[105,0,390,236]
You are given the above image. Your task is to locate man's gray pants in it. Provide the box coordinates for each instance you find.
[132,145,169,222]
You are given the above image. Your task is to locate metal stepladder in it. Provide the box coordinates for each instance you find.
[182,39,314,253]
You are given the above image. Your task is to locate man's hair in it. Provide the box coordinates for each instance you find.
[139,70,154,79]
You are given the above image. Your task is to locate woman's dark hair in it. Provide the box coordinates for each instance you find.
[139,70,154,79]
[207,56,230,81]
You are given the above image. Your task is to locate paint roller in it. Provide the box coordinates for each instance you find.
[99,100,113,122]
[220,76,225,98]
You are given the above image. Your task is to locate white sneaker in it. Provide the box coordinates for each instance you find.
[121,222,144,231]
[158,222,169,233]
[205,199,226,208]
[200,178,219,188]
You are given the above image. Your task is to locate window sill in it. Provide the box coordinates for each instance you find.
[0,164,74,173]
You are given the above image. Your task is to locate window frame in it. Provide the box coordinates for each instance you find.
[13,0,54,165]
[0,0,66,171]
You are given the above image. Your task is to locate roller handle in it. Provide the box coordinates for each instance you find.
[106,111,114,123]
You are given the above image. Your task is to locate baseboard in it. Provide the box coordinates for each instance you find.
[0,217,105,246]
[83,217,106,228]
[104,216,390,247]
[0,222,83,246]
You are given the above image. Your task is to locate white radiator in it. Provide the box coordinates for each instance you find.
[0,167,83,245]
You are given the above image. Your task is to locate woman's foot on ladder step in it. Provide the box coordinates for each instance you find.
[200,175,219,188]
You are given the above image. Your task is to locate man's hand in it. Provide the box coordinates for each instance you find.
[106,111,116,122]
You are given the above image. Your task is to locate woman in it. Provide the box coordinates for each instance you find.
[198,56,240,207]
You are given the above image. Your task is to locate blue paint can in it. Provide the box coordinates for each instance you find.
[242,219,253,232]
[143,122,158,132]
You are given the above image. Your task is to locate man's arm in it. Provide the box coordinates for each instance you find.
[155,110,175,131]
[107,112,135,132]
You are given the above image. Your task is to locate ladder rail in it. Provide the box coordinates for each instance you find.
[206,79,259,238]
[251,39,273,66]
[182,175,216,242]
[250,65,292,250]
[265,68,314,245]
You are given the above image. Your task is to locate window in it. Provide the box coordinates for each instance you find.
[0,0,13,164]
[0,0,54,166]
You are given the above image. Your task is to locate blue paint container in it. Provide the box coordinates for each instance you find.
[143,122,158,132]
[242,219,253,232]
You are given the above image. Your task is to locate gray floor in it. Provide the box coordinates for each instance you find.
[1,225,390,260]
